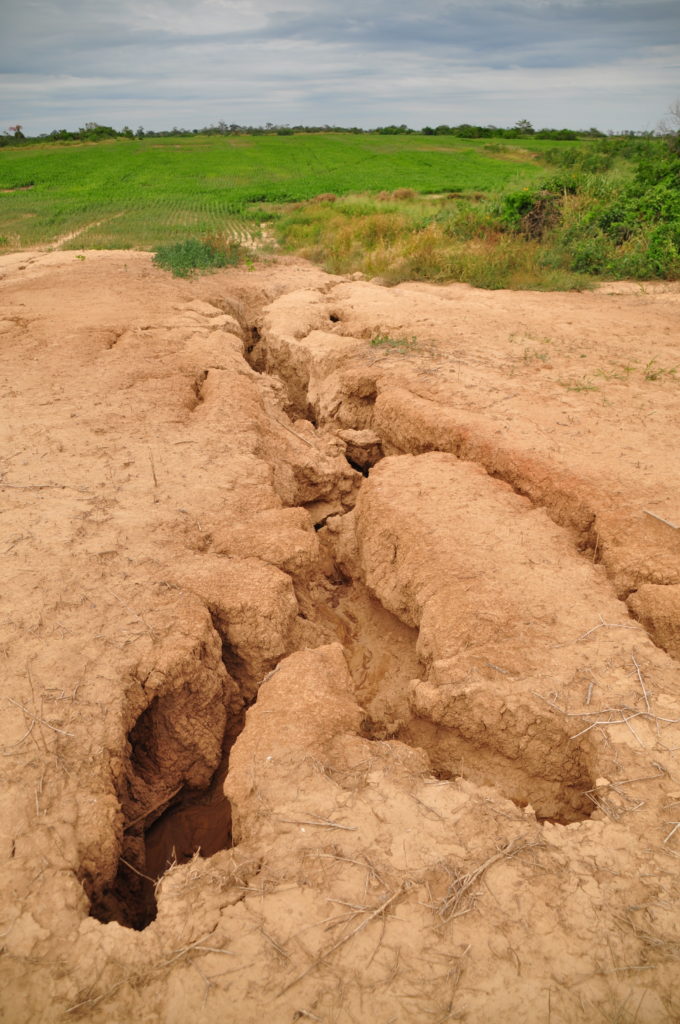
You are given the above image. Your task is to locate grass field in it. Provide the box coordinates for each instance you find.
[2,132,676,290]
[0,133,554,251]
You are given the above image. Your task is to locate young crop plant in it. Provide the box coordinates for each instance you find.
[522,346,550,363]
[594,364,636,382]
[2,132,675,289]
[643,359,677,381]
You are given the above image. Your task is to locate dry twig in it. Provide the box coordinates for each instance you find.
[124,787,183,832]
[0,480,89,492]
[553,616,643,647]
[279,883,409,995]
[434,836,539,921]
[643,510,678,530]
[276,813,357,832]
[277,419,315,448]
[7,696,73,737]
[533,692,680,740]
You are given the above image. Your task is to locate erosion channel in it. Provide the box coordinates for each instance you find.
[2,252,680,1024]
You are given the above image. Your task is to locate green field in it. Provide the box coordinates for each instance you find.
[0,134,553,250]
[1,132,677,290]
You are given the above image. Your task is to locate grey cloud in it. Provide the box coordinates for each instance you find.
[1,0,678,132]
[3,0,679,71]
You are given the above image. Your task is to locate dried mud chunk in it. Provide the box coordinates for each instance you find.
[225,643,362,839]
[171,555,299,684]
[261,291,368,422]
[350,452,680,819]
[337,427,383,471]
[354,453,640,673]
[627,583,680,659]
[408,679,594,823]
[210,506,319,577]
[373,387,596,533]
[121,600,237,808]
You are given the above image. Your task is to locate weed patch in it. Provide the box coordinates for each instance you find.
[153,238,242,277]
[370,333,417,351]
[557,376,600,392]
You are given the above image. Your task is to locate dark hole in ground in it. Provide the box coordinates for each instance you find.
[345,455,370,478]
[209,610,251,687]
[190,369,208,410]
[245,324,261,357]
[88,707,245,931]
[88,791,232,930]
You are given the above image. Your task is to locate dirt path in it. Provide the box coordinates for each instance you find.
[1,249,679,1022]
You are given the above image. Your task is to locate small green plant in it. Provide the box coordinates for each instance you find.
[522,346,550,363]
[153,238,241,277]
[370,332,417,350]
[643,359,677,381]
[594,364,635,382]
[557,376,599,392]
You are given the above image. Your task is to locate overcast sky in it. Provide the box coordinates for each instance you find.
[2,0,678,135]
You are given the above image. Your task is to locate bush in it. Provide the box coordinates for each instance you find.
[153,238,242,277]
[499,189,539,229]
[498,188,560,238]
[568,235,610,274]
[531,139,680,280]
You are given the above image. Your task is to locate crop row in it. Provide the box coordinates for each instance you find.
[0,134,547,250]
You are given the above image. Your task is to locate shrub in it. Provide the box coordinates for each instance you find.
[153,238,242,277]
[499,188,560,238]
[499,188,540,229]
[568,235,610,274]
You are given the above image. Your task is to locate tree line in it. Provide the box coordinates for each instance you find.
[2,119,672,148]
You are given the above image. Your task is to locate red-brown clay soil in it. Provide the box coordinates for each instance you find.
[1,249,679,1023]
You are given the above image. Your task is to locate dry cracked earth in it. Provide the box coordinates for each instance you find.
[1,249,679,1023]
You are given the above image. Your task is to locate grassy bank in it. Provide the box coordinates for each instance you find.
[272,193,588,290]
[272,138,680,288]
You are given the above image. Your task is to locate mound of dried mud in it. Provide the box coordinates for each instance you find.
[1,250,679,1023]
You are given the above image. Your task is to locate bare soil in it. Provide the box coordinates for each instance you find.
[1,249,679,1023]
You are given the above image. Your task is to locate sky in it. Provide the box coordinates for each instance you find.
[1,0,679,135]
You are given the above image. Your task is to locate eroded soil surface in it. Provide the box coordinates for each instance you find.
[1,250,679,1023]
